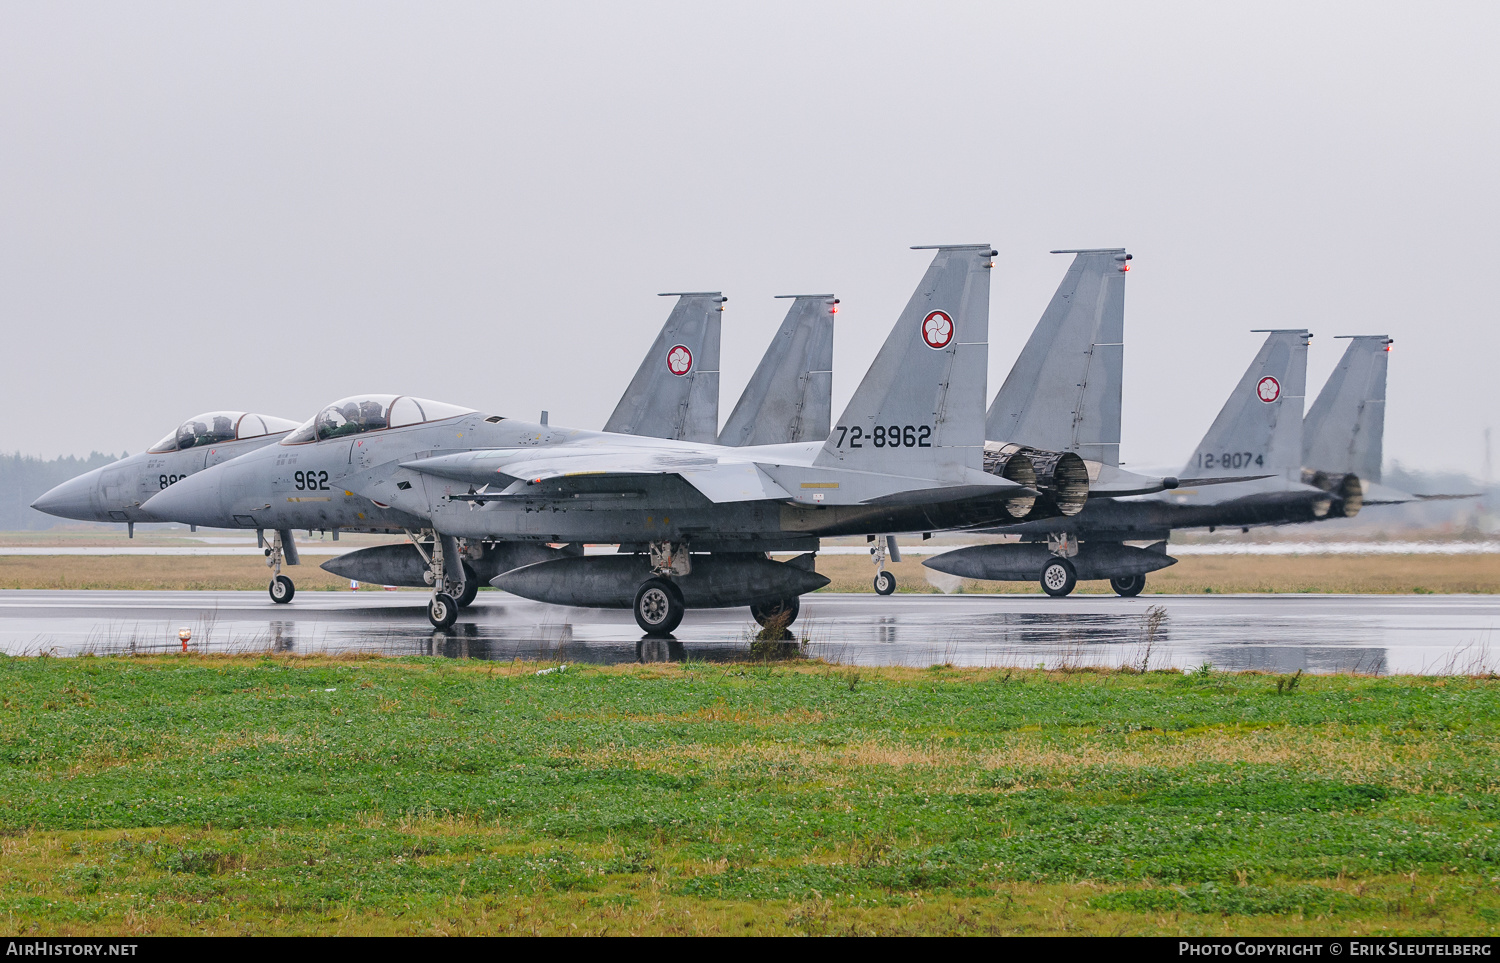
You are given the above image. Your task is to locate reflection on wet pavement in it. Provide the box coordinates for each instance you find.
[0,590,1493,675]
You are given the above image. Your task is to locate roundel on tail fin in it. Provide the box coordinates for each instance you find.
[666,344,693,376]
[922,311,954,349]
[1257,376,1281,403]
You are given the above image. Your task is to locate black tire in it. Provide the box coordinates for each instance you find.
[873,571,897,596]
[749,596,800,628]
[1110,574,1145,598]
[633,578,684,636]
[269,575,295,604]
[457,562,479,607]
[428,593,459,629]
[1040,558,1077,598]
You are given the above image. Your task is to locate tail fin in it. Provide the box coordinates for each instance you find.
[1303,335,1391,483]
[718,294,835,446]
[986,248,1130,464]
[1180,329,1311,477]
[603,292,724,443]
[816,245,995,480]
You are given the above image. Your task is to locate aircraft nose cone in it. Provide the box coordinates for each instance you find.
[141,471,223,527]
[31,474,98,521]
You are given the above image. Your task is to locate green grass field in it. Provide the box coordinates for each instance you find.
[2,655,1498,935]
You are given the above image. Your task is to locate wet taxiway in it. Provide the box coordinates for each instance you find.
[0,589,1496,674]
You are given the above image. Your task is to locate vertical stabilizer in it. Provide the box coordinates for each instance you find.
[1303,335,1391,483]
[604,292,724,443]
[1180,329,1311,478]
[718,295,835,446]
[986,248,1130,464]
[816,245,995,481]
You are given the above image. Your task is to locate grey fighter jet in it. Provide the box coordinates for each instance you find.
[319,291,834,599]
[30,411,299,536]
[925,327,1369,595]
[147,245,1074,632]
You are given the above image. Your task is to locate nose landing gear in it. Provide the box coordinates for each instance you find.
[262,528,299,604]
[870,535,899,595]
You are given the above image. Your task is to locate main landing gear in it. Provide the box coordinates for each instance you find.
[870,535,899,595]
[749,596,799,628]
[633,542,689,635]
[634,578,685,635]
[262,528,299,604]
[1040,557,1077,597]
[408,529,469,630]
[1040,533,1078,598]
[1110,574,1145,597]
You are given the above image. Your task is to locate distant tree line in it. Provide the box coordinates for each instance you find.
[0,452,120,531]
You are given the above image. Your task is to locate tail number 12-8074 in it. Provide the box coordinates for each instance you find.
[835,425,932,449]
[1196,452,1263,470]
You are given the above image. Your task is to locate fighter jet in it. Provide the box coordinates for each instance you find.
[318,291,834,600]
[147,245,1076,632]
[29,411,300,536]
[925,327,1368,595]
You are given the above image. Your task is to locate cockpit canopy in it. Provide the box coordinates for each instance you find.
[281,395,477,445]
[148,412,302,453]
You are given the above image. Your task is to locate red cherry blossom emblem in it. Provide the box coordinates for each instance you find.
[1257,376,1281,403]
[922,310,954,349]
[666,344,693,376]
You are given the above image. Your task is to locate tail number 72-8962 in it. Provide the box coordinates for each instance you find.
[834,425,932,448]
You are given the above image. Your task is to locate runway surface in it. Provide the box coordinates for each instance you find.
[1,589,1496,674]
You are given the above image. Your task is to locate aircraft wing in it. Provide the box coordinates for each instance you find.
[399,448,793,503]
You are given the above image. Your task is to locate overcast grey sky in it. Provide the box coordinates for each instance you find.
[2,2,1495,475]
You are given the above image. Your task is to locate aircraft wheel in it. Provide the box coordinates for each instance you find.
[428,593,459,630]
[457,562,479,608]
[750,596,800,628]
[269,575,295,604]
[873,571,897,595]
[633,578,684,636]
[1040,558,1077,598]
[1110,574,1145,598]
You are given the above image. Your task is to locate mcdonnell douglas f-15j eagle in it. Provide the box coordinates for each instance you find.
[146,245,1094,632]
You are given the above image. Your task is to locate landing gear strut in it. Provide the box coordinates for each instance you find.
[632,542,690,635]
[1040,533,1079,598]
[262,528,299,604]
[1110,574,1145,597]
[408,529,468,629]
[871,535,899,595]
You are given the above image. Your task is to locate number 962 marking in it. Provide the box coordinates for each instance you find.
[835,425,931,449]
[1197,452,1263,470]
[294,470,331,491]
